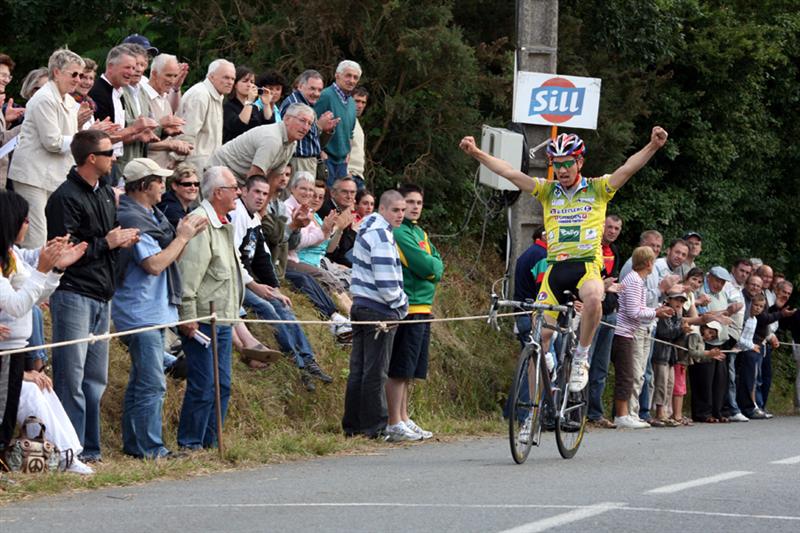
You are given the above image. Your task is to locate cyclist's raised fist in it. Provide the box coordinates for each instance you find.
[651,126,668,148]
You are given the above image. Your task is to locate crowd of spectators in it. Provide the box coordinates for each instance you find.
[0,36,443,474]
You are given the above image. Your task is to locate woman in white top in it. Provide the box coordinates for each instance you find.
[8,48,85,249]
[284,172,353,311]
[0,190,89,473]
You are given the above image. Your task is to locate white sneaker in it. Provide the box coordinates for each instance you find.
[568,359,590,392]
[405,419,433,440]
[66,458,94,475]
[729,412,749,422]
[518,416,532,444]
[614,415,650,429]
[384,422,423,443]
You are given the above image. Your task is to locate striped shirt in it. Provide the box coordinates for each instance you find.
[350,213,408,318]
[279,90,321,157]
[616,270,656,338]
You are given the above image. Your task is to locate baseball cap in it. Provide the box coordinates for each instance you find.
[708,266,733,283]
[682,231,702,240]
[123,158,173,184]
[703,321,723,336]
[666,287,688,300]
[122,34,159,56]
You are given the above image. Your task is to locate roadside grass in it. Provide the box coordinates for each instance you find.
[1,242,518,504]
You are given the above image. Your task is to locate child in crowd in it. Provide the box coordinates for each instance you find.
[651,288,687,427]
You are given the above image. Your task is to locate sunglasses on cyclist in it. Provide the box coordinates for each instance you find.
[551,159,578,170]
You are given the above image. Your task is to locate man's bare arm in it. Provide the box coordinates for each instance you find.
[608,126,668,190]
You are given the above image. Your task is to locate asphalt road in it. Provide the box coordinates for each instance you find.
[3,417,799,532]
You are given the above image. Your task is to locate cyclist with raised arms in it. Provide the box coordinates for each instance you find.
[460,126,668,392]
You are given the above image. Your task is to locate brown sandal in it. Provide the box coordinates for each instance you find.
[680,417,694,426]
[703,416,718,423]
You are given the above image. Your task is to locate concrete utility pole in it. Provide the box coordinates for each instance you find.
[508,0,558,292]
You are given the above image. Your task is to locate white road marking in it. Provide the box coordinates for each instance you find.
[646,470,753,494]
[771,455,800,465]
[496,502,626,533]
[621,506,800,522]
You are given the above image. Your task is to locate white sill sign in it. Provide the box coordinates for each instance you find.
[513,72,601,130]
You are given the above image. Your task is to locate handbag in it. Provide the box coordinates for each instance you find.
[4,416,69,473]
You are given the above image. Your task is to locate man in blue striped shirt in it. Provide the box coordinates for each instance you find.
[278,70,338,178]
[342,190,408,439]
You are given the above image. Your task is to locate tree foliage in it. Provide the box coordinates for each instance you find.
[1,0,799,278]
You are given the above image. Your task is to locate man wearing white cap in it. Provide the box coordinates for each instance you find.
[112,158,207,458]
[693,266,744,422]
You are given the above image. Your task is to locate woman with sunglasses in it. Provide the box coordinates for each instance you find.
[157,163,201,228]
[8,48,86,249]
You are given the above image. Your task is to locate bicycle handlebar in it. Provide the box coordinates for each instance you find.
[487,293,572,330]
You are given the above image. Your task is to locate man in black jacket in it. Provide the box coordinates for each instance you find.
[587,214,622,428]
[45,130,140,462]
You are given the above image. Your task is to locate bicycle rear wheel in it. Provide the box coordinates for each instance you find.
[508,345,543,464]
[554,353,588,459]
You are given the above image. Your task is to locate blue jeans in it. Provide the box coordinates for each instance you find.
[177,324,232,449]
[588,313,616,421]
[50,290,110,460]
[722,351,741,416]
[121,330,169,458]
[242,288,315,368]
[324,159,349,187]
[24,305,48,369]
[284,270,337,317]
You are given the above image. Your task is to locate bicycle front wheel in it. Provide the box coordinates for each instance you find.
[508,345,543,464]
[554,354,588,459]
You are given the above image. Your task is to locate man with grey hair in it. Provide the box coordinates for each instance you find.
[176,165,244,449]
[314,60,362,185]
[89,45,158,178]
[177,59,235,171]
[207,103,315,184]
[279,69,338,177]
[143,53,193,168]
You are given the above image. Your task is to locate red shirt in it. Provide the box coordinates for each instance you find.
[602,242,614,276]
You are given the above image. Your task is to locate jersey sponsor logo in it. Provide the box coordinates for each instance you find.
[548,230,555,241]
[528,77,586,123]
[578,244,594,251]
[551,199,565,206]
[549,205,593,215]
[584,228,597,241]
[556,253,571,261]
[577,196,596,203]
[537,291,548,301]
[554,214,588,224]
[559,226,580,242]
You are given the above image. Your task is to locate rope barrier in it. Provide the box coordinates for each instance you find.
[1,307,797,358]
[0,315,216,357]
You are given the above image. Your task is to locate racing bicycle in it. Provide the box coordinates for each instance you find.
[488,288,589,464]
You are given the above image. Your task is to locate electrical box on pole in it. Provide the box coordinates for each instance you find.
[478,125,522,191]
